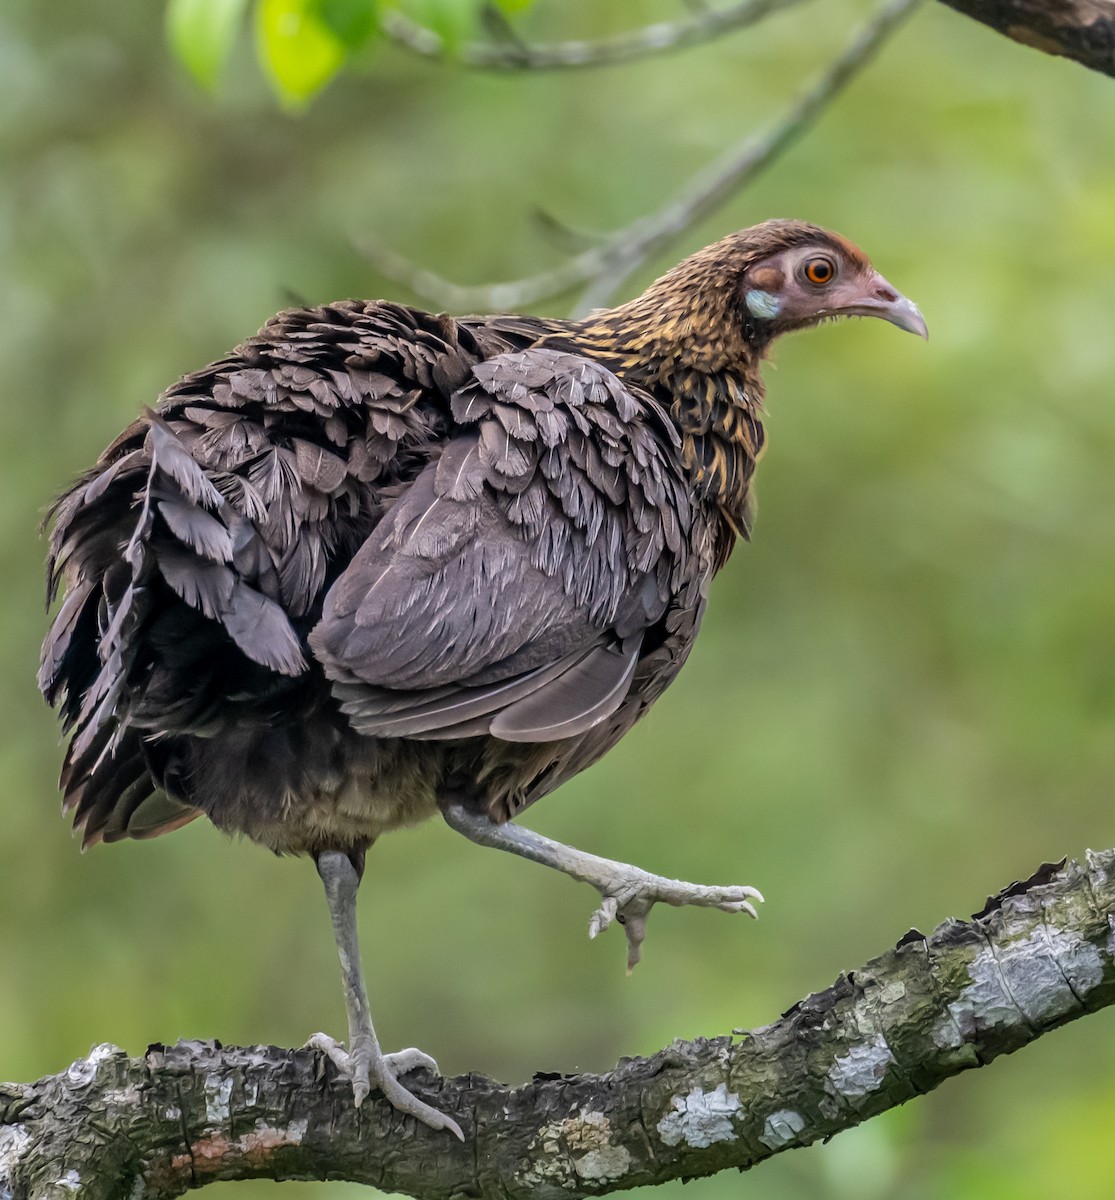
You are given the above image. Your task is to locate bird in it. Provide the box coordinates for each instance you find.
[39,219,926,1138]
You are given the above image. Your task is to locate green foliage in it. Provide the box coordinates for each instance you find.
[254,0,356,107]
[166,0,534,105]
[166,0,250,91]
[319,0,380,48]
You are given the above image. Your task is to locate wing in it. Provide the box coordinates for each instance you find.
[40,300,487,844]
[311,346,696,743]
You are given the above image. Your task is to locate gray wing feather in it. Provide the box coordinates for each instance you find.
[488,635,643,742]
[334,645,594,738]
[313,347,693,745]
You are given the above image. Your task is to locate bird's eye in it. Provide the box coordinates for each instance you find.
[803,257,835,286]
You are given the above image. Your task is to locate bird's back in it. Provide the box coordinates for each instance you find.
[41,299,717,855]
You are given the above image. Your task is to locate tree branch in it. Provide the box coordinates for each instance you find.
[357,0,923,316]
[4,850,1115,1199]
[383,0,1114,79]
[937,0,1115,77]
[380,0,811,71]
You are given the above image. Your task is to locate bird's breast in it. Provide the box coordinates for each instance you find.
[189,722,446,856]
[279,772,442,853]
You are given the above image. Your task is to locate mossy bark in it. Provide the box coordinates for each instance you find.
[3,851,1115,1200]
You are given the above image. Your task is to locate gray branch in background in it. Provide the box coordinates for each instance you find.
[356,0,923,316]
[384,0,1113,78]
[367,0,1112,319]
[381,0,811,71]
[4,850,1115,1200]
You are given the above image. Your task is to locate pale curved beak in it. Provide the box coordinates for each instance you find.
[848,272,928,340]
[875,291,928,340]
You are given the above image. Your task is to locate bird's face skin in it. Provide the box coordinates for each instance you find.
[741,238,928,340]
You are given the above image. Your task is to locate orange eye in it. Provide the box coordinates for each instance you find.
[804,257,835,285]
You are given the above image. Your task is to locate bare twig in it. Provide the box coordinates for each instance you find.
[381,0,811,71]
[569,0,922,313]
[3,851,1114,1199]
[357,0,924,315]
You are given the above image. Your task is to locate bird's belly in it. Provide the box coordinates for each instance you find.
[288,772,441,850]
[192,726,446,856]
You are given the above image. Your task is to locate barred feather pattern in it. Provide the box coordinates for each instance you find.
[41,282,765,854]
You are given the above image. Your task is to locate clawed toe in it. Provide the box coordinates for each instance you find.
[383,1047,440,1077]
[304,1033,462,1139]
[304,1032,371,1105]
[712,886,764,919]
[587,875,764,969]
[305,1030,354,1071]
[588,895,619,939]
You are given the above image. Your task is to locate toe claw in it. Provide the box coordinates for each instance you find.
[305,1031,351,1075]
[373,1064,465,1139]
[306,1033,459,1134]
[624,937,643,974]
[622,911,648,971]
[437,1114,466,1142]
[589,895,619,939]
[385,1047,440,1077]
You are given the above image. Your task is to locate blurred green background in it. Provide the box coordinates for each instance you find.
[3,1,1115,1197]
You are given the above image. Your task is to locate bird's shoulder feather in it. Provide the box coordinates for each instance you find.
[312,344,706,744]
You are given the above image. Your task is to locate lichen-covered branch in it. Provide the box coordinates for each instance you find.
[357,0,922,316]
[380,0,810,71]
[4,851,1115,1200]
[937,0,1115,76]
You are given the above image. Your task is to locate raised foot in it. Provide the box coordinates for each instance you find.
[439,803,762,977]
[305,1033,464,1140]
[585,868,764,971]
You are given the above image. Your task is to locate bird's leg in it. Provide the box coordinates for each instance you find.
[442,802,763,971]
[309,851,464,1139]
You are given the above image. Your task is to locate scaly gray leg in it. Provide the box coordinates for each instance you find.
[442,803,763,970]
[309,851,463,1139]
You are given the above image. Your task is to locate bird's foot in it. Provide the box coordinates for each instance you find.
[585,868,764,972]
[305,1032,463,1140]
[441,802,762,974]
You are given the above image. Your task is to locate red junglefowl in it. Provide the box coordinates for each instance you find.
[40,219,926,1137]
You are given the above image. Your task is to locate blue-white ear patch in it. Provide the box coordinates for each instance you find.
[745,289,782,319]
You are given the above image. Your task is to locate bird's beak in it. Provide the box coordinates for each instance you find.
[842,272,928,340]
[874,290,928,339]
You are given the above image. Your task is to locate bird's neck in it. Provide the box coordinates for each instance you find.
[563,295,768,537]
[657,364,766,540]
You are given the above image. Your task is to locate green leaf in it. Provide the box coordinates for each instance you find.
[318,0,379,50]
[489,0,533,14]
[254,0,348,107]
[167,0,250,91]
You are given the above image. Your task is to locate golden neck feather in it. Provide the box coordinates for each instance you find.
[559,290,768,532]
